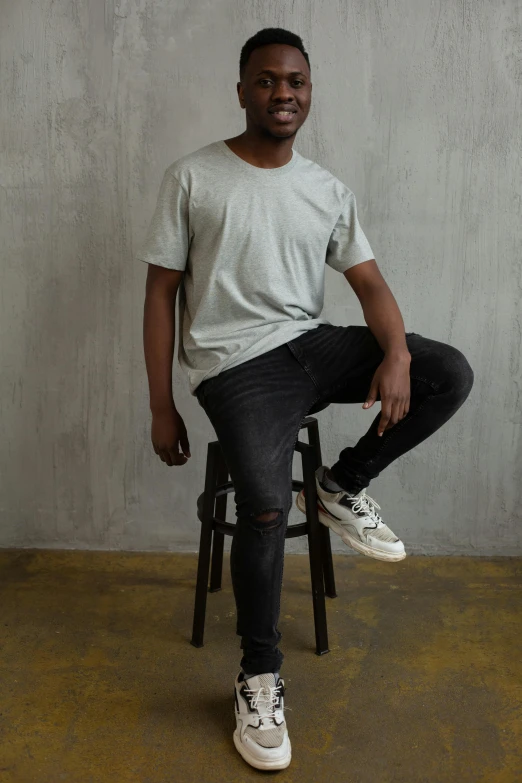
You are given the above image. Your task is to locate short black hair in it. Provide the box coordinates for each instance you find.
[239,27,310,80]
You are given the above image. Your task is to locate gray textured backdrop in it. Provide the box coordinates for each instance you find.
[1,1,521,554]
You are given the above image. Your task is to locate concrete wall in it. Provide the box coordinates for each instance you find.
[1,0,521,554]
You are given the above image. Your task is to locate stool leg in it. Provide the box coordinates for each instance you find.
[319,526,337,599]
[307,419,337,599]
[302,444,330,656]
[191,442,220,648]
[209,452,228,593]
[306,417,323,468]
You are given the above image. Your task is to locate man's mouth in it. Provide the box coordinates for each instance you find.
[269,110,297,122]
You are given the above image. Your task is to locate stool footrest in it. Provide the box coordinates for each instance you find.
[213,519,238,535]
[196,480,305,525]
[206,518,309,538]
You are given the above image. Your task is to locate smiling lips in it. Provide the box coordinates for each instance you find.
[270,110,296,122]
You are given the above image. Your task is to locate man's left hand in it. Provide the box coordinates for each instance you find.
[363,352,411,436]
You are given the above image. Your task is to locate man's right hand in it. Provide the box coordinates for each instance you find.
[151,408,191,466]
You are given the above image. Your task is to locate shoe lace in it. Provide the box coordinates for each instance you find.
[351,491,398,542]
[245,684,282,721]
[350,490,383,527]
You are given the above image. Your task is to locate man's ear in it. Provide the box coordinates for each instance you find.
[237,82,244,108]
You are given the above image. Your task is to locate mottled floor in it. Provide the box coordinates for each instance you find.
[0,550,521,783]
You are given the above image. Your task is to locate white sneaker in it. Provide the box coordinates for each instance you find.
[233,671,291,770]
[296,465,406,562]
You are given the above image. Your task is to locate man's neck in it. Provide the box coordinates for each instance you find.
[223,132,294,169]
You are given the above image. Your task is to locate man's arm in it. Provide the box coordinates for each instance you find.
[344,259,411,435]
[143,264,191,466]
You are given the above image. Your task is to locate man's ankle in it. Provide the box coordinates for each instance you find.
[321,468,348,494]
[322,466,366,496]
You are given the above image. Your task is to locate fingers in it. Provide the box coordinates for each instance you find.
[378,399,392,436]
[385,400,402,431]
[363,378,379,410]
[397,393,410,422]
[162,450,174,467]
[166,449,188,466]
[380,396,411,435]
[180,432,191,459]
[151,415,191,466]
[153,444,188,466]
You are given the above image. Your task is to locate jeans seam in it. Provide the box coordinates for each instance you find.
[287,341,320,389]
[410,373,441,393]
[288,393,321,494]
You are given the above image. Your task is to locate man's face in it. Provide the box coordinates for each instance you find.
[238,44,312,138]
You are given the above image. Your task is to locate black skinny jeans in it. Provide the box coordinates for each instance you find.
[196,325,474,675]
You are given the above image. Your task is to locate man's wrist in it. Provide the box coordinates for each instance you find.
[384,346,411,363]
[150,401,177,416]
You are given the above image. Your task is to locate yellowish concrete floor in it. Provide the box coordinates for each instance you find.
[0,550,521,783]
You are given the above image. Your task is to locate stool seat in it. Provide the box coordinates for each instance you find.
[190,416,337,656]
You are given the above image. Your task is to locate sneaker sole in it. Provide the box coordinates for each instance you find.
[295,491,406,563]
[233,730,292,770]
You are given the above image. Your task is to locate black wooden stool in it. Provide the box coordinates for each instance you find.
[190,412,337,656]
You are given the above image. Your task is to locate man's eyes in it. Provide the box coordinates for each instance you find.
[259,79,304,87]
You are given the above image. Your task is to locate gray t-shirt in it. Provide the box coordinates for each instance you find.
[138,139,374,395]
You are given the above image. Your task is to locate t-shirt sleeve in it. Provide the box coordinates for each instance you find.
[137,170,190,271]
[325,190,374,273]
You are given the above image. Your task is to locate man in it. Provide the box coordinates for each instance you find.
[140,27,473,771]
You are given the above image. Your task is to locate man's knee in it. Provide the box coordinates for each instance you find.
[239,505,287,534]
[444,346,474,400]
[255,511,280,524]
[237,489,291,529]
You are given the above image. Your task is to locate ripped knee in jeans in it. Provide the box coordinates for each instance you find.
[249,508,284,532]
